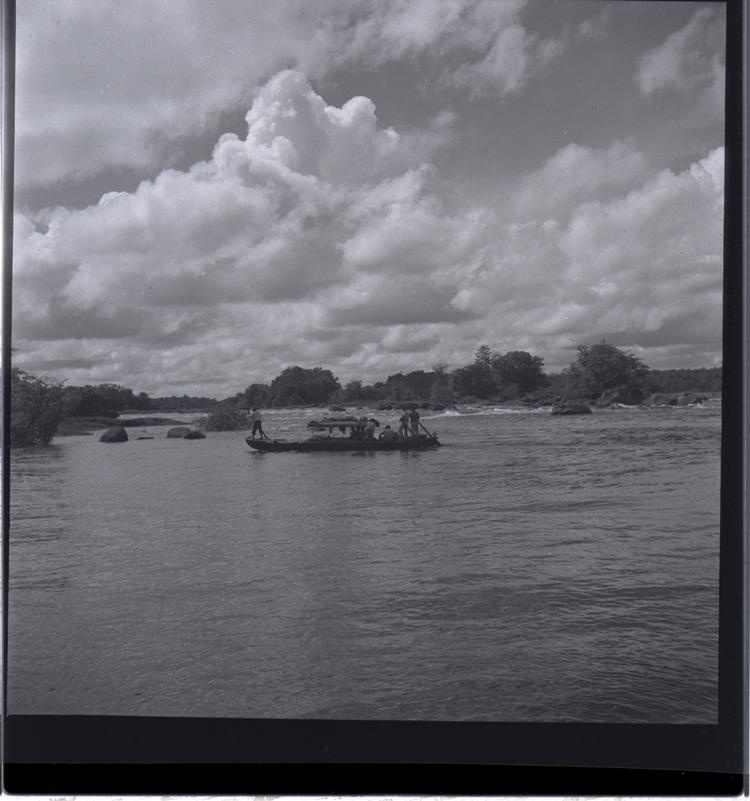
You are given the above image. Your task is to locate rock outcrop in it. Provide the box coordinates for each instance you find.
[595,385,646,408]
[99,426,128,443]
[641,392,708,407]
[551,400,592,416]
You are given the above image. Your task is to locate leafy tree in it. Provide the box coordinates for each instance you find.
[492,350,546,394]
[452,345,497,398]
[10,368,67,446]
[646,366,722,394]
[430,362,453,404]
[133,392,153,411]
[474,344,493,369]
[149,394,218,411]
[65,383,142,417]
[237,383,271,409]
[383,370,436,401]
[343,380,364,402]
[563,342,649,399]
[269,366,341,406]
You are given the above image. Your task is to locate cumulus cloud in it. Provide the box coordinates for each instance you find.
[12,64,725,392]
[16,0,565,189]
[636,7,725,97]
[13,72,486,390]
[514,140,649,220]
[461,147,725,368]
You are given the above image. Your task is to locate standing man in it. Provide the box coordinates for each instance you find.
[249,408,267,439]
[399,409,410,438]
[409,406,421,437]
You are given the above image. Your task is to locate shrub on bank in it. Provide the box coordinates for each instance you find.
[10,368,67,446]
[203,405,248,431]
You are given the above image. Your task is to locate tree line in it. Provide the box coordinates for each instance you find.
[230,344,721,409]
[10,343,723,445]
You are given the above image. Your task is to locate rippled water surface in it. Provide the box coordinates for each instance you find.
[8,402,720,722]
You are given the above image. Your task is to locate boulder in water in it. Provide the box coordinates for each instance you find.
[99,426,128,443]
[183,430,206,439]
[166,427,192,438]
[551,400,592,416]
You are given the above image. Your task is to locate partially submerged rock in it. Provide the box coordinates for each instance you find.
[676,392,708,406]
[551,400,592,416]
[99,426,128,443]
[166,426,205,439]
[641,392,678,407]
[166,426,192,438]
[641,392,708,407]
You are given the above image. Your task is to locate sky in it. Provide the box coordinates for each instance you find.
[11,0,726,396]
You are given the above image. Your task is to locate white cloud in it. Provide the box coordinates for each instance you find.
[636,7,725,96]
[444,20,564,97]
[12,64,725,392]
[13,72,486,390]
[16,0,565,189]
[514,140,648,220]
[495,148,723,367]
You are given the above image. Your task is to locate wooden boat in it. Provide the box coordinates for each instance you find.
[246,416,441,452]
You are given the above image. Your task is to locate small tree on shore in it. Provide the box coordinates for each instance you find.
[10,368,68,446]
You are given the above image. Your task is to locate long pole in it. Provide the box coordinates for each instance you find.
[418,420,435,439]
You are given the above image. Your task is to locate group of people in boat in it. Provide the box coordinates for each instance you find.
[247,405,425,441]
[354,406,422,441]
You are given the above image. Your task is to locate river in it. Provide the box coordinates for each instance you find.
[7,401,720,722]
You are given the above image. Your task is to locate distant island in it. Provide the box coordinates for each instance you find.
[10,342,722,446]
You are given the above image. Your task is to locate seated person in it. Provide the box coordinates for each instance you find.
[378,424,398,441]
[365,419,377,439]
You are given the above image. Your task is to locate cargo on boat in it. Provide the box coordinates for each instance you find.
[245,416,441,452]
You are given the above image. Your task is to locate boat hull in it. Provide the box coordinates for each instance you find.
[246,436,441,452]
